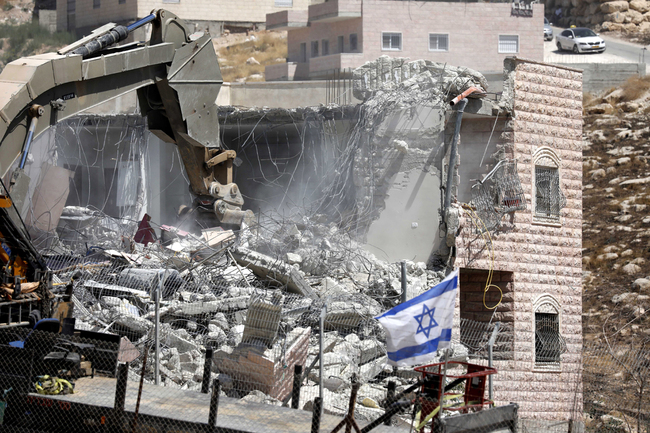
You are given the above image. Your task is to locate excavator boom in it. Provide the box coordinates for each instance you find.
[0,10,250,327]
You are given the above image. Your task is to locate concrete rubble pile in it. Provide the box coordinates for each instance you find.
[44,57,487,424]
[353,55,488,103]
[48,205,446,422]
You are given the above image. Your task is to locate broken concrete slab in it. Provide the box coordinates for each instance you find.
[118,336,140,363]
[210,313,229,332]
[173,296,249,316]
[325,299,381,331]
[358,339,385,365]
[228,324,245,346]
[112,313,153,335]
[202,227,236,247]
[180,361,201,374]
[286,252,302,265]
[160,324,201,353]
[118,268,184,299]
[308,332,342,356]
[205,327,227,346]
[85,280,149,299]
[359,355,390,381]
[242,292,283,347]
[231,247,317,299]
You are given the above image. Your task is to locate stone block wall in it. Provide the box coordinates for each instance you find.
[138,0,316,26]
[455,58,583,421]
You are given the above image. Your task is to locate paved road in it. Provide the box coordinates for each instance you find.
[544,26,648,64]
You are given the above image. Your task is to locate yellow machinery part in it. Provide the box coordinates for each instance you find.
[0,229,28,278]
[0,195,11,208]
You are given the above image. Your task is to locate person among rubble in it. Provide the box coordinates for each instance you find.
[134,213,157,246]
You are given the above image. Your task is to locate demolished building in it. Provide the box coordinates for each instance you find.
[10,54,583,431]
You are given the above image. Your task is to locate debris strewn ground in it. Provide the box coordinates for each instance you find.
[36,57,493,424]
[48,206,452,420]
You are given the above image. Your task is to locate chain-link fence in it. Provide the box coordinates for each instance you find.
[3,291,650,433]
[0,295,526,433]
[582,341,650,433]
[1,193,644,433]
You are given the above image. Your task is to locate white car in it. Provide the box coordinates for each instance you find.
[544,17,553,41]
[556,28,605,53]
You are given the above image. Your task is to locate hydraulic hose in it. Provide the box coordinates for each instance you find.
[72,13,156,58]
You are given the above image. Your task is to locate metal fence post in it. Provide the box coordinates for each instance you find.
[207,378,220,432]
[112,363,129,432]
[291,364,303,409]
[384,381,396,426]
[440,348,449,420]
[488,322,501,401]
[202,348,214,394]
[319,303,326,402]
[311,396,322,433]
[400,261,407,303]
[155,270,164,386]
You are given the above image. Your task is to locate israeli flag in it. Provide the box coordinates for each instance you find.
[375,269,458,366]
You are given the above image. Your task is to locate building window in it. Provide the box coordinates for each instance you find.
[93,0,100,9]
[535,167,561,220]
[322,39,329,56]
[350,33,358,51]
[300,43,307,63]
[275,0,293,6]
[533,147,565,224]
[338,35,344,53]
[533,295,565,371]
[311,41,319,58]
[535,313,562,365]
[67,0,75,13]
[429,33,449,52]
[498,35,519,53]
[382,32,402,51]
[119,0,126,4]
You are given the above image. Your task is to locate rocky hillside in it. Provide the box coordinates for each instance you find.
[0,0,78,70]
[582,76,650,344]
[213,30,286,83]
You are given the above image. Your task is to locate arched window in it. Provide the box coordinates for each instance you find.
[532,147,565,224]
[533,294,565,370]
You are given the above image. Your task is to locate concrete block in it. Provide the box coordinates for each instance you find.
[232,247,317,299]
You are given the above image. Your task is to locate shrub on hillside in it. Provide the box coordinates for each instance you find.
[0,22,75,66]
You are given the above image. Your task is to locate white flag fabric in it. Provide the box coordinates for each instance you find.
[375,269,458,366]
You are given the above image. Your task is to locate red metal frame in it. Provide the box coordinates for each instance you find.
[413,361,497,432]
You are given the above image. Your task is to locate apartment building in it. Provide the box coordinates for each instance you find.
[266,0,544,80]
[37,0,137,33]
[37,0,324,35]
[136,0,323,31]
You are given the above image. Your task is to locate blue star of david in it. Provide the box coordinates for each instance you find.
[414,304,438,338]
